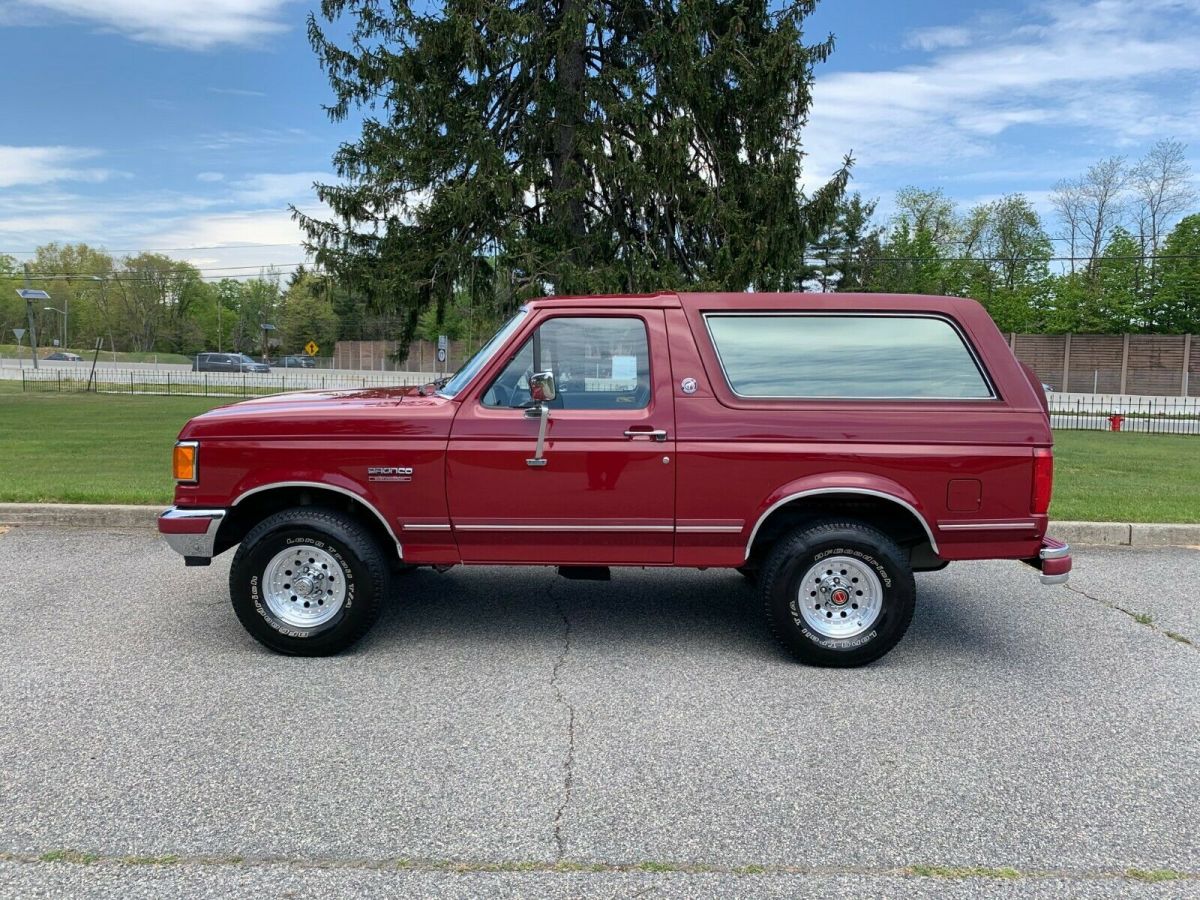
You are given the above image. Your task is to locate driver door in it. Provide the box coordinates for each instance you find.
[446,310,676,565]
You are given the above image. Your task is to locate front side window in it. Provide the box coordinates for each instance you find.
[483,316,651,410]
[706,314,993,399]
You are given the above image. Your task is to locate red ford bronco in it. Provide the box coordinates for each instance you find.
[159,293,1070,666]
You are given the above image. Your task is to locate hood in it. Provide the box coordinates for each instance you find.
[179,386,455,440]
[218,385,413,410]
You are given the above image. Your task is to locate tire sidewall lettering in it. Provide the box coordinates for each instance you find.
[798,625,879,650]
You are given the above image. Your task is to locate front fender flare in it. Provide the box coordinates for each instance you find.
[227,476,403,557]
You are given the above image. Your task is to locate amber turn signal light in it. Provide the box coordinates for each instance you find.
[173,442,198,483]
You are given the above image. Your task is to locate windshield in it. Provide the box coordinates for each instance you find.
[437,308,528,398]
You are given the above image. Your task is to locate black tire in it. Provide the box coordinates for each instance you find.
[759,520,915,667]
[229,507,387,656]
[736,565,759,584]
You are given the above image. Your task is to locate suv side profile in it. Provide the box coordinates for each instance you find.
[160,293,1070,666]
[193,353,270,374]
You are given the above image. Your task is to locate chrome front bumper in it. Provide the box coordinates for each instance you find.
[158,507,226,563]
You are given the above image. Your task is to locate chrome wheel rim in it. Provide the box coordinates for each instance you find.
[798,556,883,639]
[263,544,346,628]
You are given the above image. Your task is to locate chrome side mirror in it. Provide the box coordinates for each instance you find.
[529,371,556,404]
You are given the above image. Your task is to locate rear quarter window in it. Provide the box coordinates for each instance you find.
[705,314,994,400]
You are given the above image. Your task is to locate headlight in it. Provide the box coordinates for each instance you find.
[173,441,198,483]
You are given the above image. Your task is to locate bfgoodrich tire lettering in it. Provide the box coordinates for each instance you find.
[760,520,916,667]
[230,507,386,655]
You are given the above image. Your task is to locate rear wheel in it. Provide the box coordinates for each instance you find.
[229,507,387,655]
[760,520,915,667]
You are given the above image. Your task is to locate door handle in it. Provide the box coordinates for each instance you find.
[624,428,668,442]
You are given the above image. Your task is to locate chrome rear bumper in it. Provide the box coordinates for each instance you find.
[1036,538,1072,585]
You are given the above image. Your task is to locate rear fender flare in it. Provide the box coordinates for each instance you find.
[744,474,938,563]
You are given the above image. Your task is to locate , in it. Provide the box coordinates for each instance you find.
[157,292,1070,667]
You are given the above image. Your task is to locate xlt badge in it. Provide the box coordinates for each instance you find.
[368,466,413,483]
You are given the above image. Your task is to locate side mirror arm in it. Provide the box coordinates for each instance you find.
[524,404,550,467]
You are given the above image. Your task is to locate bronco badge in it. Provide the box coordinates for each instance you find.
[367,466,413,483]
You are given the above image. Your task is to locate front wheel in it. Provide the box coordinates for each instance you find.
[760,520,916,667]
[229,507,387,655]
